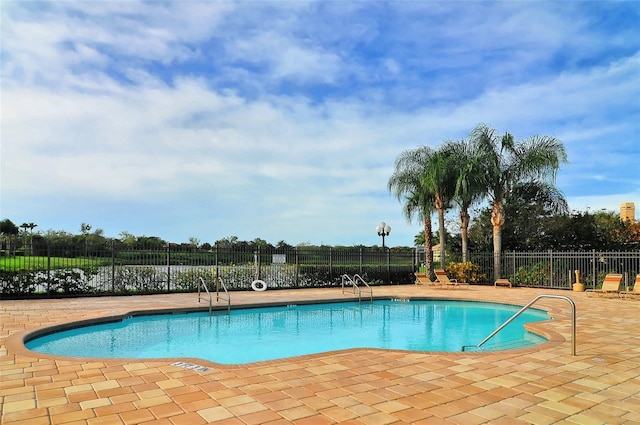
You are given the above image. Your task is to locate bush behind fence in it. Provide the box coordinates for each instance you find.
[0,242,417,297]
[1,241,638,297]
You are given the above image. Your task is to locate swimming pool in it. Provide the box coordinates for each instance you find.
[25,299,549,364]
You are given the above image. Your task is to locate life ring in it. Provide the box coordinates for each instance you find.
[251,280,267,292]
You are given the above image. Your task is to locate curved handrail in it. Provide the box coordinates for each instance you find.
[353,274,373,302]
[341,274,373,303]
[470,294,576,355]
[198,276,231,315]
[216,276,231,315]
[198,277,212,315]
[341,274,363,303]
[341,274,358,296]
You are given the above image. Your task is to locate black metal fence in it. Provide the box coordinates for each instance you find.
[0,242,417,297]
[1,241,638,297]
[466,250,640,290]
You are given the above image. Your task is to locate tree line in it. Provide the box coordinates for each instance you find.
[0,220,399,256]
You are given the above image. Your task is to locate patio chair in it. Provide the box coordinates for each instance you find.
[494,278,512,288]
[619,274,640,299]
[587,273,623,298]
[434,269,469,289]
[415,273,444,289]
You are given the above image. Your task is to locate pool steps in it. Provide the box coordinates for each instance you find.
[463,294,576,355]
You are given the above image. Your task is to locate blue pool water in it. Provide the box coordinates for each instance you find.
[26,300,548,364]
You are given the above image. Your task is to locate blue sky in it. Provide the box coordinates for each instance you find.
[2,1,639,247]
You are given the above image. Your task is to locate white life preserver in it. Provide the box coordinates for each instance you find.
[251,280,267,292]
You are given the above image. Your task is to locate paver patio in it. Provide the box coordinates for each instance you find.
[1,285,639,424]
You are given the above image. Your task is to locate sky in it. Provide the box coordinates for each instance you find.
[1,1,639,247]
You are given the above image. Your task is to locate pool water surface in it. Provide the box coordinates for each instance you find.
[26,299,549,364]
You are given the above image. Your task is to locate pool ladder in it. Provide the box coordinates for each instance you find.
[198,276,231,315]
[341,274,373,303]
[462,294,576,355]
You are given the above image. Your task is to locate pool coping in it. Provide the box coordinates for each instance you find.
[7,295,567,369]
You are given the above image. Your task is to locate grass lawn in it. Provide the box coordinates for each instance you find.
[0,256,106,271]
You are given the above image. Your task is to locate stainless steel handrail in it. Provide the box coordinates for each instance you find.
[198,276,231,315]
[216,276,231,315]
[353,274,373,302]
[469,294,576,355]
[198,277,213,315]
[341,274,362,302]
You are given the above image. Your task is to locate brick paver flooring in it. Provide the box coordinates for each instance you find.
[2,286,639,424]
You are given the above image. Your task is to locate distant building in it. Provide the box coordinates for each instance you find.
[432,243,442,260]
[621,202,635,223]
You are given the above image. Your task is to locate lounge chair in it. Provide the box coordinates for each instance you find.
[587,273,623,298]
[434,269,469,289]
[620,274,640,299]
[415,273,443,288]
[494,278,512,288]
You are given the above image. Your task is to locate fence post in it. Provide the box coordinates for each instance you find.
[359,247,363,275]
[166,244,171,291]
[255,248,261,281]
[511,251,516,284]
[387,248,391,284]
[592,249,596,289]
[111,240,116,293]
[295,247,299,288]
[549,249,553,287]
[46,241,51,294]
[329,247,332,281]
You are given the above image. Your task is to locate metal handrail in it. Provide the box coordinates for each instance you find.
[467,294,576,355]
[341,274,361,302]
[216,276,231,315]
[353,274,373,302]
[198,277,213,315]
[198,276,231,315]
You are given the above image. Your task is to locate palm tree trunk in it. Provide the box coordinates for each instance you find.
[491,201,505,281]
[492,224,502,282]
[460,209,470,262]
[435,194,446,267]
[438,210,446,266]
[424,218,434,276]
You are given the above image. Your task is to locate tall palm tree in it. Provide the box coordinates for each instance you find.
[442,139,487,262]
[20,222,37,255]
[388,147,437,275]
[422,146,458,266]
[471,124,568,281]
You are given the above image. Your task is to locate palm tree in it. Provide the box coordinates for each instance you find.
[471,124,568,281]
[442,138,487,262]
[388,146,437,275]
[80,223,92,257]
[20,222,37,255]
[422,146,458,266]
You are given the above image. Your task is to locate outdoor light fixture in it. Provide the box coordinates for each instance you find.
[376,221,391,248]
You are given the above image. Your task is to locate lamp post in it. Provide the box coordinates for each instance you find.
[376,221,391,248]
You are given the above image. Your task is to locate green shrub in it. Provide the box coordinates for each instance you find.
[113,266,166,293]
[0,270,38,294]
[514,262,551,286]
[47,269,94,294]
[444,262,486,284]
[173,268,215,291]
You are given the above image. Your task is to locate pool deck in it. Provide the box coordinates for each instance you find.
[1,285,639,424]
